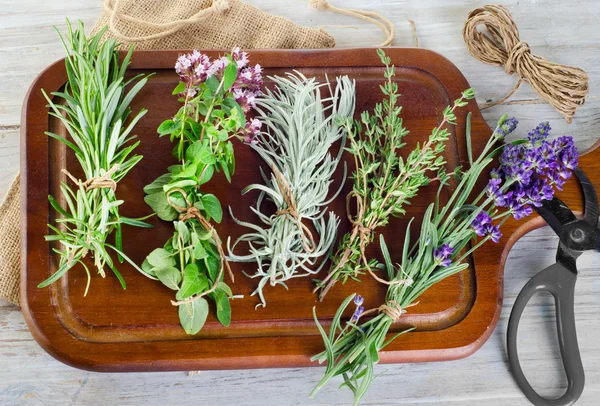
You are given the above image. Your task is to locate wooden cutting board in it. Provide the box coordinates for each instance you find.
[20,47,595,372]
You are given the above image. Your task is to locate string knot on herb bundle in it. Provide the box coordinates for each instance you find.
[315,49,475,300]
[228,72,356,308]
[272,165,316,253]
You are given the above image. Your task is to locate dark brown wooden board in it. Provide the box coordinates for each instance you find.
[21,47,596,372]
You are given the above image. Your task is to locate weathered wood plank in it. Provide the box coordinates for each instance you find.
[1,0,599,404]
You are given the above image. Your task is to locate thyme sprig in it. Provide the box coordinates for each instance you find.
[144,49,262,334]
[39,21,154,294]
[227,73,356,308]
[316,49,475,299]
[311,115,579,404]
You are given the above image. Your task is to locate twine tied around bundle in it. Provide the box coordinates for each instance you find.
[271,166,316,253]
[347,191,413,288]
[166,188,234,306]
[62,164,120,192]
[378,300,419,322]
[463,4,589,123]
[103,0,230,42]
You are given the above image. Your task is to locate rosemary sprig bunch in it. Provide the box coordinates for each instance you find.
[316,49,475,299]
[227,72,355,308]
[311,116,579,404]
[144,49,262,334]
[40,21,154,294]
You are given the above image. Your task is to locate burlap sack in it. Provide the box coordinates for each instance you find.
[0,0,338,307]
[0,175,21,305]
[92,0,336,49]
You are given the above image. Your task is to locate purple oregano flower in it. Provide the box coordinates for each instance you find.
[174,48,265,144]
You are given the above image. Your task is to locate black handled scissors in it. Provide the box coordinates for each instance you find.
[507,167,598,406]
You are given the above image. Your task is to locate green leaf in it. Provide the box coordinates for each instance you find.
[197,163,214,185]
[172,82,186,95]
[157,119,180,135]
[147,248,176,269]
[193,242,208,260]
[143,173,172,194]
[223,62,238,91]
[155,266,181,290]
[201,194,222,223]
[177,263,209,300]
[175,221,190,244]
[144,192,178,221]
[163,179,196,192]
[141,259,156,276]
[205,75,220,94]
[205,253,221,281]
[186,140,216,165]
[216,282,233,297]
[120,217,153,229]
[214,289,231,327]
[178,297,209,335]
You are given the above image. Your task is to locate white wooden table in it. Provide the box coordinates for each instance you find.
[1,0,599,404]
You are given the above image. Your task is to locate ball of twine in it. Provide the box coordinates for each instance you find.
[463,5,589,123]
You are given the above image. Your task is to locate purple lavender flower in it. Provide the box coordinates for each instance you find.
[351,305,364,322]
[527,121,551,144]
[471,211,492,236]
[433,243,454,267]
[490,122,578,221]
[353,295,364,306]
[485,224,502,243]
[494,117,519,140]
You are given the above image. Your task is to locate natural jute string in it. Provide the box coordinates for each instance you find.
[103,0,230,42]
[166,188,234,306]
[463,5,588,123]
[271,166,316,253]
[62,164,120,192]
[315,191,412,298]
[361,301,419,322]
[309,0,395,46]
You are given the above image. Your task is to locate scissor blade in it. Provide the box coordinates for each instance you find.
[535,197,577,238]
[575,167,599,228]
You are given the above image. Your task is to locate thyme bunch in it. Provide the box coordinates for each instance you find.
[227,73,356,308]
[311,116,579,404]
[316,49,475,299]
[39,21,155,294]
[144,50,262,334]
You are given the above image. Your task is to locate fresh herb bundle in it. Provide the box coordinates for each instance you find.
[144,49,263,334]
[227,73,355,308]
[40,21,155,294]
[311,117,578,404]
[315,49,475,299]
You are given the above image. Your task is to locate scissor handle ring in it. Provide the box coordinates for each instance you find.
[507,263,585,406]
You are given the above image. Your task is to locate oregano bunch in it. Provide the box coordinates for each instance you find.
[227,72,355,308]
[143,49,263,334]
[315,49,475,300]
[311,116,578,404]
[39,21,155,294]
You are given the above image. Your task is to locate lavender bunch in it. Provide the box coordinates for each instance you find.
[315,49,475,300]
[310,117,578,404]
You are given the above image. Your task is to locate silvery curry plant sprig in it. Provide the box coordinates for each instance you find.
[143,49,263,334]
[315,49,476,300]
[310,117,578,405]
[39,21,155,294]
[227,72,356,308]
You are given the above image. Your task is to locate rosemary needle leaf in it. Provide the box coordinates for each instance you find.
[40,20,153,292]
